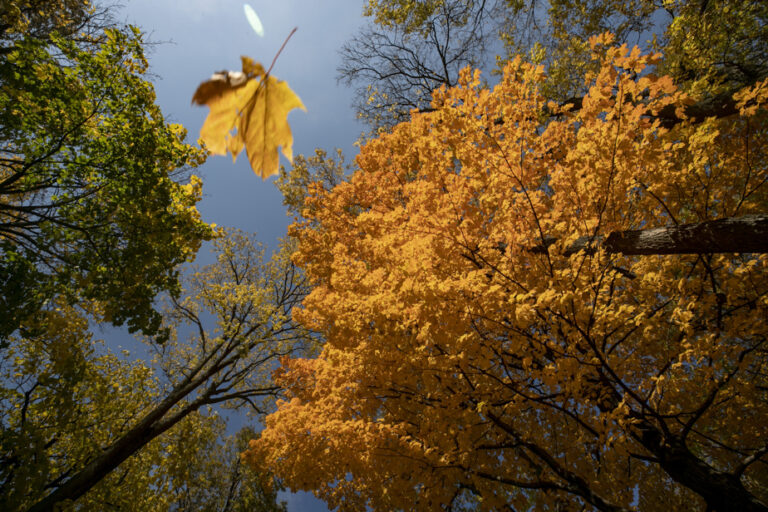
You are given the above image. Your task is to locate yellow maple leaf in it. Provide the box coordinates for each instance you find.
[192,56,305,179]
[239,75,306,179]
[194,77,256,155]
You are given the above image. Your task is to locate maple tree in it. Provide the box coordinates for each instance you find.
[249,35,768,511]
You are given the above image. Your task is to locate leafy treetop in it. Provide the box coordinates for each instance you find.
[248,36,768,512]
[1,11,214,341]
[347,0,767,129]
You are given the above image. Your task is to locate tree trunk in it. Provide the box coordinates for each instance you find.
[557,88,742,128]
[630,422,768,512]
[24,379,206,512]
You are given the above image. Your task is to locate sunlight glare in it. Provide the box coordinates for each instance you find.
[243,4,264,37]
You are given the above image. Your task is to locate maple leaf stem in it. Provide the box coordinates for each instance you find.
[240,26,299,114]
[265,27,298,79]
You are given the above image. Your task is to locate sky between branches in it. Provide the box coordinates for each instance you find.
[120,2,372,510]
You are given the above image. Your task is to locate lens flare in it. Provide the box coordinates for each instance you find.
[243,4,264,37]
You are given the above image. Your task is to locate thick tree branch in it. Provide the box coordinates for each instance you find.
[530,215,768,256]
[557,88,744,128]
[628,418,768,512]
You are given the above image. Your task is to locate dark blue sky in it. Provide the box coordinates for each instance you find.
[121,2,370,510]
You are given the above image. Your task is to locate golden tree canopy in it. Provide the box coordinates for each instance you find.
[248,36,768,511]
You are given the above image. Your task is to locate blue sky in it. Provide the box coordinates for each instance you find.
[124,0,367,253]
[120,2,370,510]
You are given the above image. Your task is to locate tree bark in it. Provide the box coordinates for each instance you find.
[630,421,768,512]
[531,215,768,256]
[557,88,742,128]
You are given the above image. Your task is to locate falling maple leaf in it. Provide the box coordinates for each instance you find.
[192,56,305,179]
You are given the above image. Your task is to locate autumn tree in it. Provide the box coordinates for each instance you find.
[1,231,310,511]
[339,0,497,129]
[345,0,768,128]
[249,36,768,511]
[0,0,213,342]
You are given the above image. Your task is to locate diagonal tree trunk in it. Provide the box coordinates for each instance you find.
[24,373,210,512]
[628,421,768,512]
[24,360,278,512]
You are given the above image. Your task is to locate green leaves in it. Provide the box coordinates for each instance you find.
[0,303,287,511]
[0,25,214,339]
[193,56,305,180]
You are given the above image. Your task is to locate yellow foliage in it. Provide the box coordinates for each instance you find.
[363,0,446,33]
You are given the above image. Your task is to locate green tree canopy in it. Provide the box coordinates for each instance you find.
[0,2,214,342]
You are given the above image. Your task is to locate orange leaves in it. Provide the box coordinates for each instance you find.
[735,77,768,116]
[254,39,768,511]
[192,56,305,179]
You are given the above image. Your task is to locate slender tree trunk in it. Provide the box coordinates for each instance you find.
[25,378,207,512]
